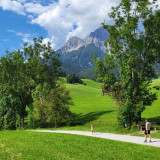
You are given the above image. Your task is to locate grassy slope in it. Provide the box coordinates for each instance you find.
[1,79,160,159]
[57,78,160,136]
[0,131,160,160]
[58,78,120,133]
[139,79,160,138]
[142,79,160,123]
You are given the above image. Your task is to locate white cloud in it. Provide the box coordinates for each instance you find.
[42,37,55,49]
[17,32,33,44]
[7,29,15,33]
[22,37,33,44]
[0,0,25,15]
[1,0,160,50]
[7,29,33,44]
[0,0,121,49]
[30,0,120,49]
[27,14,34,20]
[17,0,26,3]
[24,2,56,15]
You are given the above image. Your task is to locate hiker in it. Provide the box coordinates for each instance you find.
[144,119,151,142]
[91,124,94,134]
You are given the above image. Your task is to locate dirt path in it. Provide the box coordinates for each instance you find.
[31,130,160,147]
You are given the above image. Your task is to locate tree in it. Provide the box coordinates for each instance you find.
[93,0,160,127]
[0,37,62,129]
[66,74,83,84]
[0,51,33,129]
[33,85,73,128]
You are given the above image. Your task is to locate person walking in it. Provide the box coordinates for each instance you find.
[144,119,151,142]
[91,124,94,134]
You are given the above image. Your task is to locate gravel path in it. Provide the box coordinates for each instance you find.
[32,130,160,147]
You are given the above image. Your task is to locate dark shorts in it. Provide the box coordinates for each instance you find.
[144,130,150,135]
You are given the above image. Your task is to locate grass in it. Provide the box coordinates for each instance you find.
[131,130,160,139]
[0,131,160,160]
[1,79,160,160]
[55,78,160,135]
[58,79,121,133]
[27,78,160,137]
[142,79,160,124]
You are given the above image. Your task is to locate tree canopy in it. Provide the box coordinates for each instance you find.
[0,37,72,129]
[93,0,160,127]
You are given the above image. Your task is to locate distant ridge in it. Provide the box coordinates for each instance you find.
[56,27,109,78]
[85,27,109,52]
[58,36,85,54]
[57,27,109,54]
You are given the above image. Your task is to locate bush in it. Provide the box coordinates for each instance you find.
[4,110,16,130]
[118,102,135,128]
[66,74,83,84]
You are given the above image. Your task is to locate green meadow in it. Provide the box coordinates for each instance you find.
[0,131,160,160]
[63,78,119,133]
[55,78,160,136]
[0,78,160,159]
[142,79,160,124]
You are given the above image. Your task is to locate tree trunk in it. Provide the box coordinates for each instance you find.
[132,67,135,85]
[19,96,26,129]
[55,119,57,128]
[137,112,141,123]
[14,111,17,129]
[21,116,24,129]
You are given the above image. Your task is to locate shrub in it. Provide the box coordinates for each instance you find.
[66,74,83,84]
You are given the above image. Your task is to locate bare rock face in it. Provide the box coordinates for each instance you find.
[56,27,109,78]
[58,36,85,54]
[57,27,109,54]
[84,27,109,53]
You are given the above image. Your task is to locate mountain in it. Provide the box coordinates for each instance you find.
[57,27,160,79]
[85,27,109,52]
[56,27,109,78]
[57,27,109,54]
[57,36,85,54]
[60,43,104,78]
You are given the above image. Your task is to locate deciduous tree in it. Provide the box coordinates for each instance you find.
[93,0,160,127]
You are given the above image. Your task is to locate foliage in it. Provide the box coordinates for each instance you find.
[93,0,160,127]
[0,53,31,129]
[66,73,83,84]
[33,85,73,128]
[3,109,17,130]
[0,37,70,129]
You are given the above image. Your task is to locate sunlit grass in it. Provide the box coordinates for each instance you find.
[59,78,160,135]
[29,78,160,136]
[0,131,160,160]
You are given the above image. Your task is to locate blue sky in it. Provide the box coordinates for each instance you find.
[0,0,121,56]
[0,7,47,56]
[2,0,158,56]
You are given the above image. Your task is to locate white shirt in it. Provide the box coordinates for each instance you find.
[146,122,150,130]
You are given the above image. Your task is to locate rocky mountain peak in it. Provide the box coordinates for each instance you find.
[88,27,109,41]
[57,27,109,54]
[85,27,109,53]
[58,36,85,54]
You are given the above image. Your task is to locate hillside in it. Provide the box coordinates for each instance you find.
[56,27,108,77]
[60,43,105,78]
[1,79,160,159]
[58,78,160,135]
[142,79,160,124]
